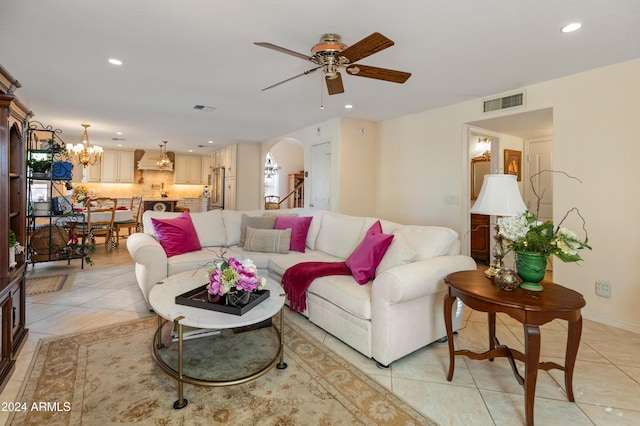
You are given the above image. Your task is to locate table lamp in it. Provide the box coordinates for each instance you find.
[470,174,526,278]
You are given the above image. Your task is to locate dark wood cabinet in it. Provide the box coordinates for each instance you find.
[287,173,304,208]
[470,214,490,264]
[0,66,29,391]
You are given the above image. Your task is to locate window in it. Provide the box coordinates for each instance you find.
[264,152,279,197]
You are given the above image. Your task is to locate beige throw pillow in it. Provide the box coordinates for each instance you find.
[243,227,291,253]
[238,214,277,247]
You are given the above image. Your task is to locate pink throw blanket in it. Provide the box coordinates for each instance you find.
[281,262,351,313]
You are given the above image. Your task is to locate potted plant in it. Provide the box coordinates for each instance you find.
[27,157,52,179]
[8,229,25,268]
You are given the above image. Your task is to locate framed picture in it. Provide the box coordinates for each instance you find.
[504,149,522,181]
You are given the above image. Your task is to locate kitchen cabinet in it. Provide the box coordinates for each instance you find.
[174,154,204,184]
[100,150,134,183]
[202,154,213,184]
[72,162,100,182]
[176,198,206,213]
[223,176,236,210]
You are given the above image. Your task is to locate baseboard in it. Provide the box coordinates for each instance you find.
[582,309,640,334]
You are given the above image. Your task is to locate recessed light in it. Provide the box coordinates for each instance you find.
[208,140,214,144]
[116,131,123,135]
[345,104,353,109]
[561,23,582,33]
[188,149,193,153]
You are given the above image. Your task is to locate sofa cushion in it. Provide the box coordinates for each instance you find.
[308,275,372,320]
[151,211,202,257]
[243,227,291,253]
[399,226,460,259]
[190,209,227,247]
[222,209,264,246]
[375,229,417,274]
[345,221,394,284]
[238,215,277,247]
[274,216,313,253]
[315,213,365,259]
[268,250,343,279]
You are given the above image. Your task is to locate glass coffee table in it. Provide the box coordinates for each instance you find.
[149,269,287,409]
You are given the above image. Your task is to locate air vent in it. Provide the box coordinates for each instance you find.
[193,105,216,112]
[483,92,525,113]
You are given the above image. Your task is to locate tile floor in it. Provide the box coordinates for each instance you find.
[2,246,640,425]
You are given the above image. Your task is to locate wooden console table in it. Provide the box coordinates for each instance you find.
[444,270,585,426]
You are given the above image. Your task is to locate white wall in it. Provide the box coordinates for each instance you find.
[377,58,640,332]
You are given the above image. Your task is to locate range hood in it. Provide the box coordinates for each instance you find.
[137,150,174,171]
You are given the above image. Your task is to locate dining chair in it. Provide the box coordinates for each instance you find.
[115,195,142,241]
[264,195,280,210]
[80,197,118,252]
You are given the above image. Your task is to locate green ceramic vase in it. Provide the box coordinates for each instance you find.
[515,251,548,291]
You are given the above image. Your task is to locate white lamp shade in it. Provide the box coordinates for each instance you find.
[470,174,526,216]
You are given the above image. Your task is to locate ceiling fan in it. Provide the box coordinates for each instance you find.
[254,32,411,95]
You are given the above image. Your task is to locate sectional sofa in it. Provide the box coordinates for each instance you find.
[126,208,476,366]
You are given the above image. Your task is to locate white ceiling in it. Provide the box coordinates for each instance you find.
[1,0,639,154]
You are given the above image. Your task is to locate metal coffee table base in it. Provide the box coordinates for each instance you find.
[151,308,287,409]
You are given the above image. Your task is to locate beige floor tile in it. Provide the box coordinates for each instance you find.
[480,389,592,426]
[394,377,494,425]
[578,402,640,425]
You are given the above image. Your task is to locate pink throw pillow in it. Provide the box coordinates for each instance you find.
[345,220,394,284]
[151,211,202,257]
[274,216,313,252]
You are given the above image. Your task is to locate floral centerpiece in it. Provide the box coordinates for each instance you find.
[72,184,90,206]
[498,209,591,262]
[206,256,267,306]
[497,208,591,290]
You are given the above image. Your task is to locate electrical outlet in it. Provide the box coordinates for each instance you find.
[444,195,459,205]
[595,280,611,298]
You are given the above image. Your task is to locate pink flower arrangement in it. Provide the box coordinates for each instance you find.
[207,257,266,297]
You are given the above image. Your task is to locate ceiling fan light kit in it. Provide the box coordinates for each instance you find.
[255,32,411,96]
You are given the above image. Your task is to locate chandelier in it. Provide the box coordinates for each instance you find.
[66,124,103,166]
[157,141,172,169]
[264,156,279,178]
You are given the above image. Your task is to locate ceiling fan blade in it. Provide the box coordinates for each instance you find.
[338,32,394,64]
[345,64,411,83]
[254,42,311,61]
[325,72,344,95]
[261,67,321,91]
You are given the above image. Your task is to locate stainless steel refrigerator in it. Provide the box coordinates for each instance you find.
[209,166,225,209]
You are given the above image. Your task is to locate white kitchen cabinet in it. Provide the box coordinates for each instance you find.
[176,198,203,213]
[100,150,134,183]
[174,154,204,184]
[72,162,101,183]
[202,154,213,184]
[223,176,236,210]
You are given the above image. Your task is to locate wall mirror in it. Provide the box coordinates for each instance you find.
[471,152,491,200]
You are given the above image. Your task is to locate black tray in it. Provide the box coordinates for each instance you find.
[175,285,270,316]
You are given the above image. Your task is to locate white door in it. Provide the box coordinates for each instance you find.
[309,142,331,210]
[525,138,553,222]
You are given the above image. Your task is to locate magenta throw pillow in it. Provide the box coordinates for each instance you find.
[345,220,394,284]
[151,211,202,257]
[274,216,313,252]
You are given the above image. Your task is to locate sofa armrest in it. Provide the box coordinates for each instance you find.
[126,233,169,306]
[126,232,167,267]
[372,255,477,304]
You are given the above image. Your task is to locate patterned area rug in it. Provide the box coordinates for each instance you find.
[10,316,436,425]
[25,274,74,296]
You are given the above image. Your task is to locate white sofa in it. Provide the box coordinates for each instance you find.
[126,208,476,366]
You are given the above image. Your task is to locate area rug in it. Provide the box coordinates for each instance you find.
[25,274,74,296]
[9,316,436,425]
